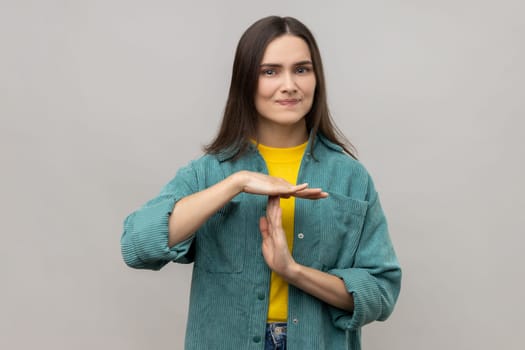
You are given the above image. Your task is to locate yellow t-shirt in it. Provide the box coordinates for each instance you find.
[257,141,307,323]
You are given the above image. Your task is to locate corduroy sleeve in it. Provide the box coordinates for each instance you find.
[120,163,198,270]
[327,177,402,330]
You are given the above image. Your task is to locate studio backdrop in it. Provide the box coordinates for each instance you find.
[1,1,524,349]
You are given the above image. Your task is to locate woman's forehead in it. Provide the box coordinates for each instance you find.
[260,35,312,65]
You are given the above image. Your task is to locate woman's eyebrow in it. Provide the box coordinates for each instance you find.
[295,60,313,66]
[260,60,313,67]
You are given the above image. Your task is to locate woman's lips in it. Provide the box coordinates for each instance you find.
[276,99,301,106]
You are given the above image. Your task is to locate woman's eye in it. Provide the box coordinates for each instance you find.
[262,69,276,76]
[296,66,310,74]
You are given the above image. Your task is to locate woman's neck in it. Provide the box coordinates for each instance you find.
[256,120,308,148]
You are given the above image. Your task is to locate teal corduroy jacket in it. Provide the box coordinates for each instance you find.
[121,134,401,350]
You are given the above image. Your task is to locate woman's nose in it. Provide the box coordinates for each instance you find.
[280,72,298,93]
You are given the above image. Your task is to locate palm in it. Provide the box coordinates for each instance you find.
[259,196,295,275]
[241,171,328,199]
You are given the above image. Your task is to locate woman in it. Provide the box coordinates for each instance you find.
[121,16,401,350]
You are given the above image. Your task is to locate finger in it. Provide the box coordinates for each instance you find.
[281,183,308,194]
[265,196,277,230]
[259,217,269,239]
[269,195,280,202]
[294,188,329,198]
[301,191,329,199]
[267,196,280,221]
[296,190,320,198]
[266,196,282,231]
[292,183,309,191]
[275,206,282,228]
[298,194,329,200]
[267,195,280,210]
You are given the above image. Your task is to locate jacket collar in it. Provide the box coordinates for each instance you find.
[215,132,343,163]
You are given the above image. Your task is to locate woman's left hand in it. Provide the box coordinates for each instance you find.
[259,196,298,278]
[259,196,355,311]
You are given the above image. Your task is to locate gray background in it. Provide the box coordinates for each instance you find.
[1,0,524,349]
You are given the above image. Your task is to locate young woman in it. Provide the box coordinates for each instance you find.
[121,16,401,350]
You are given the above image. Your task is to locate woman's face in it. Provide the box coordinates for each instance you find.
[255,35,316,132]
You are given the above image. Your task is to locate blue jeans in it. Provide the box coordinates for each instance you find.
[264,322,287,350]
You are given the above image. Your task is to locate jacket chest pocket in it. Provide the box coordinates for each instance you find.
[316,193,368,268]
[195,198,246,273]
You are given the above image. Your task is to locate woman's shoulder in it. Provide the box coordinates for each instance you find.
[175,153,223,178]
[314,136,377,197]
[176,152,247,184]
[316,136,367,171]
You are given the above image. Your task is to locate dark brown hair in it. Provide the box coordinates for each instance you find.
[204,16,356,159]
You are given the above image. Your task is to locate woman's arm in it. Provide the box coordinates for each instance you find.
[168,171,327,247]
[259,195,354,311]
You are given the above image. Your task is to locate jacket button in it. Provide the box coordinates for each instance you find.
[257,293,265,300]
[253,335,261,343]
[297,233,304,239]
[292,318,299,324]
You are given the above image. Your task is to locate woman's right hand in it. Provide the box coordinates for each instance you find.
[234,170,328,200]
[168,170,328,247]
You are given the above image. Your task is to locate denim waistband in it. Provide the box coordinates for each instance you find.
[265,322,287,350]
[267,322,287,332]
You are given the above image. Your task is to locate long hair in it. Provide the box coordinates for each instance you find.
[204,16,356,159]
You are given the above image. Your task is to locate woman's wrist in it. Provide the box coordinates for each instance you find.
[279,260,302,283]
[227,170,248,195]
